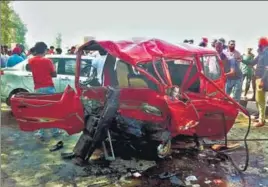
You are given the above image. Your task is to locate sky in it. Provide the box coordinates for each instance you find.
[12,1,268,53]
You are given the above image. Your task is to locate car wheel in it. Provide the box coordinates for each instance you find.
[7,89,28,106]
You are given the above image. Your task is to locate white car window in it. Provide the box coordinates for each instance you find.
[61,59,91,77]
[25,58,59,72]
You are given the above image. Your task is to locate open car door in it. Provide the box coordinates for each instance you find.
[200,55,225,98]
[193,74,249,140]
[10,86,85,135]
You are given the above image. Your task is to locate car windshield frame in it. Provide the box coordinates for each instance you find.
[138,56,198,91]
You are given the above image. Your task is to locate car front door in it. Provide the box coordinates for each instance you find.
[199,55,225,98]
[115,60,169,123]
[57,58,91,91]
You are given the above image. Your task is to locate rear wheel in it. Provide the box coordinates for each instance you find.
[7,89,28,106]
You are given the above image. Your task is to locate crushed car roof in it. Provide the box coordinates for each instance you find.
[79,38,217,65]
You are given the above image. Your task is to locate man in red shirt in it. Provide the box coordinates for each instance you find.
[47,46,55,55]
[28,42,60,139]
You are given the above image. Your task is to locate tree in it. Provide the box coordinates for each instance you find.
[11,10,28,45]
[55,33,62,48]
[1,1,13,45]
[0,1,27,46]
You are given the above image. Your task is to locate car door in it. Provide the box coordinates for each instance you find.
[57,58,91,91]
[191,73,242,140]
[115,60,169,123]
[57,58,75,91]
[199,55,225,98]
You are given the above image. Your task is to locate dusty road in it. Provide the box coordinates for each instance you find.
[1,103,268,187]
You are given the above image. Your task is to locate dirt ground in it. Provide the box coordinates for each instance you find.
[1,103,268,187]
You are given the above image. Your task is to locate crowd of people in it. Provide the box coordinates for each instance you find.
[1,36,268,134]
[191,37,268,128]
[0,44,78,68]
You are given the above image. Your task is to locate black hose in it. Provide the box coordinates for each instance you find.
[217,112,251,172]
[227,113,251,172]
[201,112,251,172]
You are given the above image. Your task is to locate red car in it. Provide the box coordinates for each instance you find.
[10,39,249,161]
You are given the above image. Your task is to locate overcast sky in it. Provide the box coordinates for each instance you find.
[12,1,268,53]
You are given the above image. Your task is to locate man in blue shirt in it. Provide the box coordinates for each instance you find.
[225,57,243,102]
[6,47,24,67]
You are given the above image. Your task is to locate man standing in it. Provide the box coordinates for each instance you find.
[249,37,268,127]
[199,37,208,47]
[215,41,228,72]
[224,40,242,62]
[223,40,243,101]
[16,44,27,59]
[27,47,36,58]
[211,39,217,49]
[224,58,243,102]
[47,46,55,55]
[241,48,255,99]
[28,42,60,139]
[219,38,227,50]
[55,48,62,54]
[6,47,24,67]
[1,45,9,68]
[70,46,76,54]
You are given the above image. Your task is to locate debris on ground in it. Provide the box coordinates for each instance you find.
[185,175,198,182]
[211,143,241,151]
[159,172,176,179]
[49,141,64,152]
[132,172,142,178]
[169,175,185,186]
[213,179,224,185]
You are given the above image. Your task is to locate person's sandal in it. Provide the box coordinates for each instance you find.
[49,141,64,152]
[253,121,265,127]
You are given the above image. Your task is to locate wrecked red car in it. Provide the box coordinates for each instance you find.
[10,39,249,162]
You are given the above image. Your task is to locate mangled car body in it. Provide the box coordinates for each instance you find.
[10,39,249,162]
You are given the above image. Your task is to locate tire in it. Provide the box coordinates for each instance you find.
[6,89,28,106]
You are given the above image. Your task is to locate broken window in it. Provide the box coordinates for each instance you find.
[200,55,221,80]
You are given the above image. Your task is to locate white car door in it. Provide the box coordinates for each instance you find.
[58,58,91,91]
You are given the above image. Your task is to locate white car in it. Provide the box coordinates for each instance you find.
[1,55,96,105]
